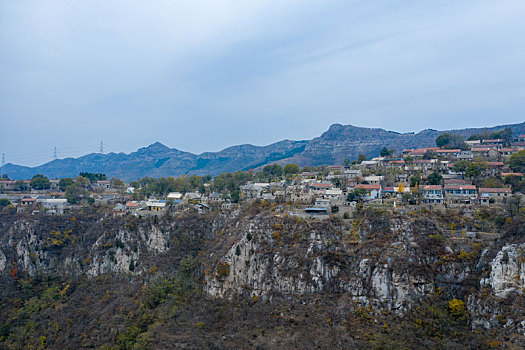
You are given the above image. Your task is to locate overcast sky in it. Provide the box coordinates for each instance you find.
[1,0,525,166]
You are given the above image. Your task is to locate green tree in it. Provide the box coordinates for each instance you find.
[436,133,452,148]
[0,198,10,208]
[357,154,367,163]
[1,174,9,180]
[483,177,504,188]
[15,180,28,191]
[65,183,87,204]
[466,160,488,179]
[58,178,74,192]
[110,177,125,189]
[427,172,443,185]
[380,147,391,157]
[500,127,513,146]
[283,164,300,175]
[510,150,525,173]
[75,176,91,189]
[453,160,469,173]
[79,172,107,182]
[263,164,283,178]
[504,175,525,193]
[410,176,420,188]
[30,174,51,190]
[347,187,367,201]
[230,190,240,203]
[436,133,466,149]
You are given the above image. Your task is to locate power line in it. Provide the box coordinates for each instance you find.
[100,141,104,154]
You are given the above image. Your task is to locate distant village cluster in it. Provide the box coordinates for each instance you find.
[1,132,524,218]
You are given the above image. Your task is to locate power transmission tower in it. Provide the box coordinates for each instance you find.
[1,154,4,167]
[54,147,57,160]
[100,141,104,154]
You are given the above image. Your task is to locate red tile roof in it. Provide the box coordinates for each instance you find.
[502,172,523,177]
[444,184,476,190]
[435,149,461,153]
[423,185,442,190]
[355,184,381,190]
[487,162,504,166]
[478,188,511,193]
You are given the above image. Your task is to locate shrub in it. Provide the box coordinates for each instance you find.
[215,262,230,279]
[448,299,467,319]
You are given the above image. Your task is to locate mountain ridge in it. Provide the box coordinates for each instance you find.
[1,121,524,181]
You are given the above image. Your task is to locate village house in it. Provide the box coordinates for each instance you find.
[37,198,68,215]
[314,198,331,208]
[93,180,111,192]
[444,184,477,205]
[0,181,17,191]
[184,192,202,203]
[240,183,269,200]
[344,169,362,179]
[478,188,512,205]
[145,200,167,211]
[499,148,521,158]
[167,192,183,200]
[309,182,331,195]
[455,150,473,160]
[113,203,127,216]
[207,192,223,203]
[21,198,37,206]
[288,188,314,204]
[364,175,383,185]
[422,185,444,204]
[471,147,499,159]
[435,149,461,158]
[354,184,381,200]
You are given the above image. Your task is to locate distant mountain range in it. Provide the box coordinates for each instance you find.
[2,122,524,181]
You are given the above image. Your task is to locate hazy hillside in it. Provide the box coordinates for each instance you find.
[1,122,524,181]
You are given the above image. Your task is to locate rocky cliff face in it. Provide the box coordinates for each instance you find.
[1,206,524,348]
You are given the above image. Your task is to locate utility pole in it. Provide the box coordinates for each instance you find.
[54,147,57,160]
[100,141,104,154]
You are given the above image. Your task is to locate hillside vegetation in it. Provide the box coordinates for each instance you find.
[0,202,524,348]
